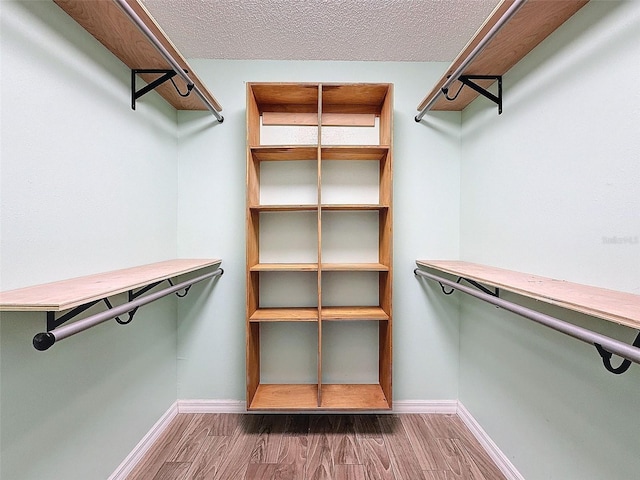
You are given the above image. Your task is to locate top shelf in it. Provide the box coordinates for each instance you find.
[0,259,221,312]
[53,0,222,112]
[417,0,589,112]
[416,260,640,330]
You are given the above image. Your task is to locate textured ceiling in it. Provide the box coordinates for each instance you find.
[141,0,502,62]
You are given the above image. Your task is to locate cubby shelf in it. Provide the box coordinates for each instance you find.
[246,82,393,410]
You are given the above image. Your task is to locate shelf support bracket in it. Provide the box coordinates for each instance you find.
[131,69,189,110]
[437,276,499,297]
[595,331,640,375]
[454,75,503,114]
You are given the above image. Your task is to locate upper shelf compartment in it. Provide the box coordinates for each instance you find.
[416,0,589,116]
[53,0,222,117]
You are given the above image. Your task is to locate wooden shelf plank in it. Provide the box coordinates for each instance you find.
[0,259,221,312]
[250,146,318,161]
[321,146,389,161]
[250,204,319,212]
[321,204,389,211]
[322,263,389,272]
[417,0,589,112]
[250,263,319,272]
[53,0,222,111]
[322,306,389,321]
[248,383,391,410]
[320,384,391,410]
[250,308,318,322]
[262,112,375,127]
[249,384,319,410]
[416,260,640,330]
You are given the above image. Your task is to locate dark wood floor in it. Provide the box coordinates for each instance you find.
[126,413,507,480]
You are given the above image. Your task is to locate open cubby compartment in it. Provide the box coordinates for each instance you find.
[257,211,318,265]
[320,84,392,147]
[320,146,391,207]
[247,83,320,147]
[249,146,319,208]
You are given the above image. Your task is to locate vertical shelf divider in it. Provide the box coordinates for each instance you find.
[317,84,323,408]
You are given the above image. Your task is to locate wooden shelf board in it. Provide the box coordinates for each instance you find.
[262,112,375,127]
[250,263,319,272]
[416,260,640,330]
[322,263,389,272]
[417,0,589,112]
[321,146,389,161]
[0,259,221,312]
[250,204,318,212]
[321,204,388,211]
[322,306,389,321]
[248,383,390,411]
[53,0,221,112]
[250,307,318,322]
[321,384,391,410]
[250,83,319,114]
[249,384,319,410]
[250,146,318,161]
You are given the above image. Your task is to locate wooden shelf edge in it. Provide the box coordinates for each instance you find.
[53,0,222,112]
[416,260,640,330]
[0,259,222,312]
[250,263,319,272]
[248,383,391,411]
[250,307,319,322]
[417,0,589,112]
[321,306,390,321]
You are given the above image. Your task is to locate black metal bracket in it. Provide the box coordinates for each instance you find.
[437,276,499,297]
[442,75,503,114]
[44,279,194,331]
[594,330,640,374]
[131,69,194,110]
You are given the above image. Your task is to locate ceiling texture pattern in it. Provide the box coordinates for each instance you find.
[142,0,501,62]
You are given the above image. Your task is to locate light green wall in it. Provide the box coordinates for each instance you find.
[459,1,640,478]
[175,60,463,401]
[1,2,179,478]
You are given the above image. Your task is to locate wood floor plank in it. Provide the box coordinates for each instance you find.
[305,416,335,480]
[208,413,245,436]
[184,435,230,480]
[245,462,277,480]
[169,415,212,462]
[277,415,309,465]
[332,416,361,465]
[353,415,383,440]
[437,438,486,480]
[213,415,263,480]
[334,464,367,480]
[377,415,426,480]
[126,413,195,480]
[358,436,394,480]
[400,414,449,471]
[422,471,449,480]
[250,415,289,464]
[152,462,191,480]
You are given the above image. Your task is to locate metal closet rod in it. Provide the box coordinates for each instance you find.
[114,0,224,123]
[415,0,528,122]
[33,268,224,351]
[414,268,640,367]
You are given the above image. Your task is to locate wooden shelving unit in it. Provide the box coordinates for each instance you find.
[0,259,221,312]
[417,0,589,112]
[246,82,393,410]
[53,0,222,112]
[416,260,640,330]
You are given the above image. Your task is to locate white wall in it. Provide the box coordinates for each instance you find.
[175,60,463,402]
[1,2,179,478]
[459,1,640,478]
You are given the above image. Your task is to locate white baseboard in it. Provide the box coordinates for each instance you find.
[456,402,525,480]
[392,399,458,414]
[108,401,178,480]
[178,399,246,413]
[111,399,523,480]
